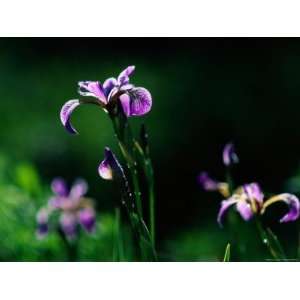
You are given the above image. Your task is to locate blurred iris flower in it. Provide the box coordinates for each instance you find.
[36,178,96,240]
[60,66,152,134]
[198,143,300,226]
[218,182,300,226]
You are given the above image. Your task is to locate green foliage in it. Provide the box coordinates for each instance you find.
[0,154,135,261]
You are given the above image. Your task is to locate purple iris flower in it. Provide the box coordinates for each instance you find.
[223,143,239,166]
[217,182,300,227]
[36,178,97,240]
[60,66,153,134]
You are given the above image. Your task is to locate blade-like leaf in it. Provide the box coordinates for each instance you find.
[223,243,231,262]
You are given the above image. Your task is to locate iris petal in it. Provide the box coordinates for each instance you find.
[198,172,219,191]
[117,65,135,85]
[36,208,49,238]
[120,87,152,117]
[279,194,300,223]
[78,81,107,104]
[60,213,77,239]
[236,201,253,221]
[243,182,264,204]
[223,143,239,166]
[79,208,96,233]
[98,148,113,180]
[51,178,68,197]
[217,197,239,227]
[103,77,118,97]
[60,99,81,134]
[70,179,88,199]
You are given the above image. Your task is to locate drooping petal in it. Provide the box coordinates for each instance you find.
[223,143,239,166]
[78,81,107,104]
[117,65,135,85]
[60,99,81,134]
[278,194,300,223]
[36,208,49,238]
[236,200,253,221]
[60,213,78,239]
[120,87,152,117]
[217,197,239,227]
[78,208,96,233]
[103,77,118,97]
[98,148,114,180]
[70,178,88,199]
[51,178,68,197]
[198,172,219,191]
[243,182,264,205]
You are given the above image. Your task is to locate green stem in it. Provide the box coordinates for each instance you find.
[111,115,143,218]
[149,178,155,247]
[225,168,234,194]
[255,217,286,261]
[109,113,157,260]
[113,207,124,261]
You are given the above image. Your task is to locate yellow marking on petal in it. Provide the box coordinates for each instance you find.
[261,195,284,214]
[218,183,230,198]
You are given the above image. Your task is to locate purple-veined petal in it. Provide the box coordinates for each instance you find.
[60,213,78,239]
[51,178,68,197]
[223,143,239,166]
[279,194,300,223]
[70,179,88,199]
[120,87,152,117]
[117,65,135,85]
[60,99,81,134]
[243,182,264,205]
[197,172,219,191]
[103,77,118,97]
[78,81,107,104]
[98,148,113,180]
[79,208,96,233]
[217,197,239,227]
[236,200,253,221]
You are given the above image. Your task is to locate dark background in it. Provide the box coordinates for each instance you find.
[1,38,300,260]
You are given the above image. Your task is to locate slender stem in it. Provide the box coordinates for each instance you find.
[143,156,155,247]
[111,115,143,218]
[113,207,124,261]
[225,167,234,194]
[255,217,286,261]
[149,178,155,247]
